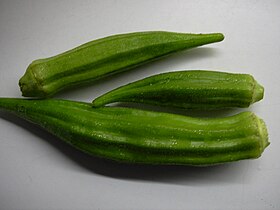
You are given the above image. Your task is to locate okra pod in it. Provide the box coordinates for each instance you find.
[92,70,264,109]
[19,31,224,97]
[0,98,269,166]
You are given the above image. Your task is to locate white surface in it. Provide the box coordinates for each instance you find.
[0,1,279,209]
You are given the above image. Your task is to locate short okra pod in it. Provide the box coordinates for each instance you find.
[92,70,264,109]
[19,31,224,97]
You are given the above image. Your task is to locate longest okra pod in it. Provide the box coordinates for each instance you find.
[19,31,224,97]
[0,98,269,166]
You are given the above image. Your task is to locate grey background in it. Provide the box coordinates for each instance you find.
[0,1,279,209]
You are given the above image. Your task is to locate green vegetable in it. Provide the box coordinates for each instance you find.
[0,98,269,166]
[19,31,224,97]
[92,70,264,109]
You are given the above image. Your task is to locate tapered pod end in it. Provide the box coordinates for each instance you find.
[187,32,225,48]
[92,96,108,107]
[92,100,103,107]
[252,81,264,103]
[208,33,225,42]
[19,63,46,98]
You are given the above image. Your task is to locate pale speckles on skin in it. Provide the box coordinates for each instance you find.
[143,138,178,148]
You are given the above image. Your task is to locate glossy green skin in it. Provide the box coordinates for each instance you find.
[92,70,264,109]
[19,31,224,97]
[0,98,269,166]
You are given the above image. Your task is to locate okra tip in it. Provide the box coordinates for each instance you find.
[211,33,225,42]
[92,97,106,107]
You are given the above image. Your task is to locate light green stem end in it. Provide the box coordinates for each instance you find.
[252,81,264,103]
[19,65,46,98]
[256,117,270,154]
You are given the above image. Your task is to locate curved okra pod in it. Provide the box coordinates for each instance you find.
[92,70,264,109]
[0,98,269,166]
[19,31,224,97]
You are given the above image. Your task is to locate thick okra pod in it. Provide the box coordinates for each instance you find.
[19,31,224,97]
[0,98,269,166]
[92,70,264,109]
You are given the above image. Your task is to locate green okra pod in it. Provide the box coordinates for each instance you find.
[0,98,269,166]
[19,31,224,97]
[92,70,264,109]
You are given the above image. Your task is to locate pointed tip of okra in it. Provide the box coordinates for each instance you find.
[252,81,264,104]
[92,98,105,107]
[212,33,225,42]
[200,33,225,43]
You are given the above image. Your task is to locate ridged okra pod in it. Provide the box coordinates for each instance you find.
[19,31,224,97]
[92,70,264,109]
[0,98,269,166]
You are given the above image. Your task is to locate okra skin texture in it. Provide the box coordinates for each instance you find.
[19,31,224,97]
[92,70,264,109]
[0,98,269,166]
